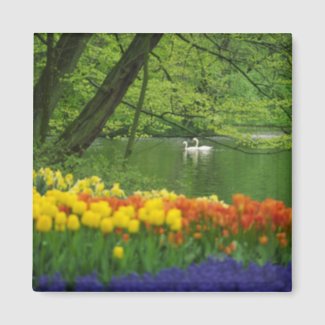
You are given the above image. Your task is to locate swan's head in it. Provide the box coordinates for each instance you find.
[183,141,187,145]
[193,137,198,142]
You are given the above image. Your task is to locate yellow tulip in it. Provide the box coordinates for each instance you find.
[128,219,140,233]
[100,218,114,234]
[113,211,130,228]
[149,209,165,226]
[57,179,67,190]
[170,218,182,231]
[40,201,59,218]
[46,176,54,186]
[67,214,80,231]
[113,246,124,259]
[36,215,52,232]
[82,188,93,195]
[111,183,125,197]
[119,205,135,218]
[90,201,112,218]
[55,212,67,225]
[65,173,74,184]
[64,194,78,208]
[82,210,101,228]
[138,207,148,221]
[145,198,163,211]
[33,204,41,220]
[166,208,182,225]
[91,176,101,184]
[96,183,105,193]
[72,201,87,215]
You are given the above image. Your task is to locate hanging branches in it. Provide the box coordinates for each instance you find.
[176,33,292,121]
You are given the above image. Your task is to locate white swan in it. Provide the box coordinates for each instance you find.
[193,138,212,151]
[183,141,198,151]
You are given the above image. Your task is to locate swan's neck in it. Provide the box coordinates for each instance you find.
[184,142,188,149]
[194,139,199,147]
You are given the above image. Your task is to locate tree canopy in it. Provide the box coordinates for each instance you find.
[34,33,292,157]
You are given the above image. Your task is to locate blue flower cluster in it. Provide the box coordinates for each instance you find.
[75,273,105,292]
[37,273,66,291]
[109,258,292,292]
[34,258,292,292]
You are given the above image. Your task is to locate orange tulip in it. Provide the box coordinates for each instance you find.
[224,246,232,255]
[276,232,286,240]
[222,229,229,238]
[279,238,288,248]
[259,235,268,245]
[229,241,236,252]
[168,232,175,244]
[175,232,184,245]
[115,227,123,235]
[122,233,129,242]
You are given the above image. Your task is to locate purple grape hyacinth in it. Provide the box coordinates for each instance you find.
[35,257,292,292]
[75,273,105,291]
[108,258,292,292]
[35,273,66,291]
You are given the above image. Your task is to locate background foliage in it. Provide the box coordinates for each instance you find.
[34,33,291,145]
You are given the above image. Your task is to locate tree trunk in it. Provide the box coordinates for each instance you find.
[58,33,163,154]
[124,39,150,160]
[36,33,54,143]
[34,33,92,142]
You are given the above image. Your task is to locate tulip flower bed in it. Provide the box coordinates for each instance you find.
[33,168,292,292]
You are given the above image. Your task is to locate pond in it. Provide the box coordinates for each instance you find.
[86,136,292,207]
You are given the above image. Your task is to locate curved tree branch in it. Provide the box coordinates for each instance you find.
[150,51,173,81]
[121,100,290,155]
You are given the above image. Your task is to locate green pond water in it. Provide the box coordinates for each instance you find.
[86,136,291,207]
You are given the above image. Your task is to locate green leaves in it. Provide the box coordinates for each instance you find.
[35,33,292,151]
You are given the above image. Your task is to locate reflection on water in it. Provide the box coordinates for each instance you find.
[183,149,212,168]
[86,137,291,206]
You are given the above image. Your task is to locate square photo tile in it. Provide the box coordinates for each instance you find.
[33,33,292,292]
